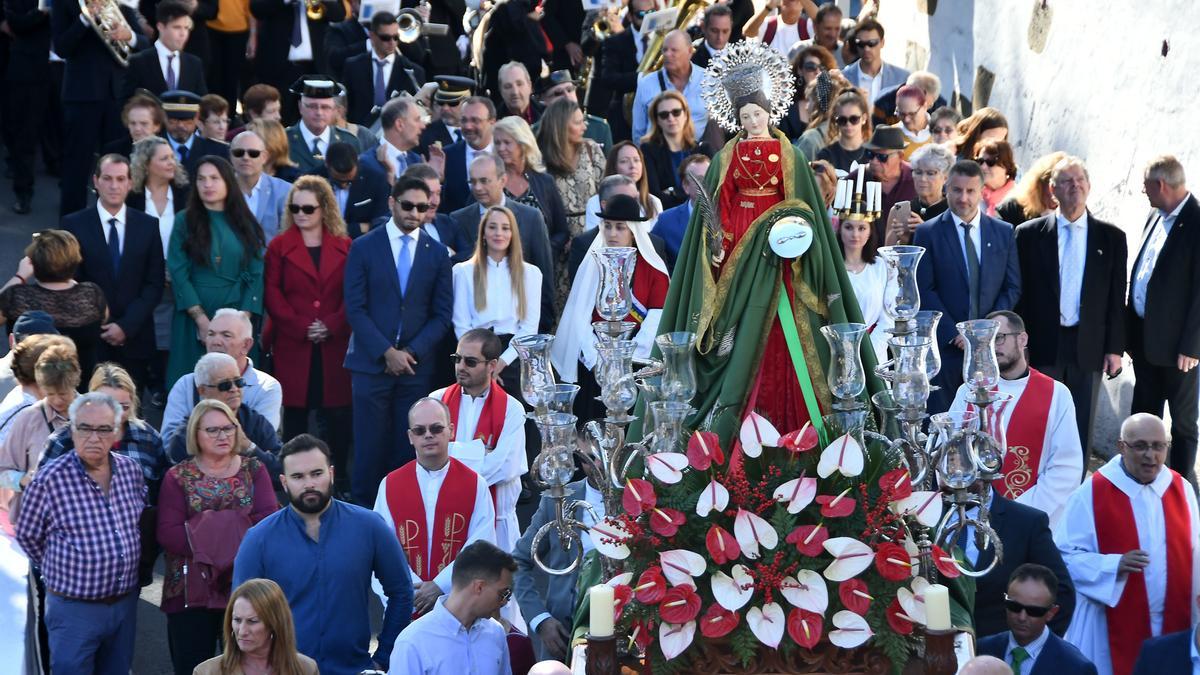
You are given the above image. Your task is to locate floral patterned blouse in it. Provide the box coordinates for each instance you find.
[550,139,605,309]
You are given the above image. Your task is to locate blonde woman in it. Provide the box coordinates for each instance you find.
[247,119,302,183]
[997,151,1068,226]
[452,206,543,383]
[494,116,569,254]
[194,578,318,675]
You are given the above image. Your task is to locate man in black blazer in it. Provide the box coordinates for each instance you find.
[162,89,230,177]
[417,75,472,155]
[122,0,209,102]
[52,0,149,215]
[597,0,653,144]
[1132,610,1198,674]
[341,11,425,128]
[449,153,555,330]
[4,0,59,214]
[319,141,391,237]
[1128,155,1200,481]
[439,96,495,214]
[966,493,1074,638]
[324,13,368,76]
[62,155,165,388]
[1014,157,1127,469]
[976,564,1096,674]
[250,0,346,124]
[690,4,731,69]
[540,0,585,71]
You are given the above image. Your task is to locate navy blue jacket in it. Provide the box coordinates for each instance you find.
[438,140,472,215]
[316,163,391,238]
[977,631,1097,674]
[651,201,690,270]
[1132,629,1194,675]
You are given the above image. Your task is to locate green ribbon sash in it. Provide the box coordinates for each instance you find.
[776,284,827,444]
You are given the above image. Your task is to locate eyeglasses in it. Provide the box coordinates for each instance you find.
[451,353,491,368]
[75,424,116,438]
[864,150,896,162]
[1003,596,1053,618]
[204,377,246,392]
[995,331,1023,345]
[398,200,431,213]
[800,61,823,73]
[289,203,319,214]
[656,108,685,120]
[376,34,401,42]
[1121,440,1171,453]
[410,423,447,437]
[499,586,513,602]
[975,156,1000,167]
[202,424,237,438]
[854,38,881,48]
[931,125,956,135]
[231,148,262,159]
[834,114,863,126]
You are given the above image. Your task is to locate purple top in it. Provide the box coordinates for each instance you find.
[15,451,146,599]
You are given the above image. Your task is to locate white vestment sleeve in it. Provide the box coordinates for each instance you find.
[433,474,497,594]
[1054,479,1127,608]
[1014,386,1082,527]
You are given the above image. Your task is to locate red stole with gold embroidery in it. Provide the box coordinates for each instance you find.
[1092,470,1192,675]
[991,368,1055,498]
[385,458,477,582]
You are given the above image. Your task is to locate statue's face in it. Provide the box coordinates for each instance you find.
[739,102,770,137]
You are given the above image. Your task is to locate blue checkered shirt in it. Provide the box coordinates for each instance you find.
[42,419,170,486]
[15,451,146,599]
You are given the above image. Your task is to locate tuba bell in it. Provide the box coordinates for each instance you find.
[397,2,450,43]
[79,0,134,67]
[305,0,325,21]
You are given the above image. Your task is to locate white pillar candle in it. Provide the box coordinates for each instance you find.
[925,583,951,631]
[834,180,846,209]
[865,183,876,213]
[872,182,882,212]
[589,585,615,637]
[856,164,865,195]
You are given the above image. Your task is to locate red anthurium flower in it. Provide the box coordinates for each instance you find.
[879,468,913,500]
[634,567,667,603]
[687,430,724,470]
[816,490,856,518]
[786,608,824,649]
[630,618,655,652]
[699,603,740,638]
[622,478,657,516]
[839,579,873,615]
[874,542,914,581]
[785,524,829,557]
[613,584,633,621]
[933,545,962,578]
[886,598,915,635]
[780,421,819,453]
[649,507,686,537]
[706,524,742,565]
[659,585,702,624]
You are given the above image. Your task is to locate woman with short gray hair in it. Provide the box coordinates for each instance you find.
[886,143,954,245]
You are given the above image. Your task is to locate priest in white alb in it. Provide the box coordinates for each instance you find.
[951,310,1083,526]
[1053,413,1200,675]
[430,329,528,554]
[374,397,496,616]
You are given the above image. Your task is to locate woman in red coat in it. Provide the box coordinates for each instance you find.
[264,175,353,490]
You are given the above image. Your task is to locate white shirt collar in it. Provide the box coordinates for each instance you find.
[97,202,127,225]
[1006,625,1051,665]
[372,49,395,65]
[950,208,983,229]
[245,172,265,196]
[1162,192,1191,222]
[478,195,506,213]
[486,256,509,270]
[385,218,420,244]
[154,40,178,61]
[417,459,451,480]
[1104,454,1173,497]
[298,122,332,148]
[1056,209,1087,230]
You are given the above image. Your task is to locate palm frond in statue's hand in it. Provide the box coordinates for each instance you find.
[687,172,725,265]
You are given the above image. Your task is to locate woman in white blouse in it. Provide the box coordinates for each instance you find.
[452,205,543,389]
[839,215,893,363]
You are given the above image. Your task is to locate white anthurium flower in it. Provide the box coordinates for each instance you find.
[659,549,707,587]
[659,620,697,660]
[896,587,926,626]
[817,432,864,478]
[711,565,755,611]
[733,508,778,559]
[746,602,786,648]
[780,569,828,614]
[821,537,874,582]
[645,451,689,484]
[696,478,730,517]
[891,490,943,528]
[739,412,780,458]
[773,474,818,514]
[607,572,633,587]
[829,609,874,648]
[590,517,632,560]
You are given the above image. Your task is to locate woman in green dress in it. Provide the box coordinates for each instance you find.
[166,156,265,387]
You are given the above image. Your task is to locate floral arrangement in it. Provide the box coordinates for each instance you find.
[589,413,956,674]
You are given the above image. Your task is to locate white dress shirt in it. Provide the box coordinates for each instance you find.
[391,598,512,675]
[298,122,332,158]
[382,138,413,175]
[1005,625,1051,675]
[287,0,313,62]
[386,219,420,271]
[463,141,495,186]
[96,203,127,254]
[950,208,983,267]
[451,258,543,365]
[1132,193,1191,317]
[372,49,395,97]
[1056,210,1088,326]
[242,172,265,218]
[143,187,176,259]
[855,64,883,106]
[154,40,180,87]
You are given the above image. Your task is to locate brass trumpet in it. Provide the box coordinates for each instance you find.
[397,6,450,43]
[305,0,324,21]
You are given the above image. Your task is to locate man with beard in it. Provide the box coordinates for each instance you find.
[233,434,413,675]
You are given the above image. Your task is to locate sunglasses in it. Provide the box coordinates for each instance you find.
[656,108,685,120]
[633,8,651,18]
[834,114,863,126]
[399,200,431,213]
[410,423,447,437]
[205,377,246,392]
[289,203,319,214]
[865,150,896,162]
[975,156,1000,167]
[231,148,262,159]
[1003,596,1053,618]
[377,34,401,42]
[800,61,823,73]
[855,38,881,48]
[499,586,514,602]
[451,353,490,368]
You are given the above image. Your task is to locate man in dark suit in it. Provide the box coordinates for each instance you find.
[1128,155,1200,481]
[417,75,472,155]
[250,0,346,124]
[690,4,731,69]
[341,11,425,128]
[122,0,208,102]
[52,0,149,215]
[1014,156,1127,469]
[285,78,361,174]
[541,0,585,71]
[449,153,555,329]
[966,494,1074,638]
[4,0,61,214]
[439,96,495,214]
[1132,602,1198,675]
[61,155,165,388]
[597,0,653,143]
[161,89,230,177]
[324,8,368,76]
[343,176,452,506]
[652,155,709,269]
[401,163,472,260]
[359,89,426,187]
[320,142,391,238]
[914,159,1021,412]
[977,564,1097,674]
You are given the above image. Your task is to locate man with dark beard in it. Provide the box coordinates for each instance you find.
[233,434,413,674]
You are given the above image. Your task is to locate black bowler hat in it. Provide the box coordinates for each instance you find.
[863,125,907,152]
[12,310,58,340]
[434,75,475,104]
[160,89,202,119]
[536,70,580,95]
[594,194,651,222]
[289,77,345,99]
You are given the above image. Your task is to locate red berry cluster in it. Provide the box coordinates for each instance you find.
[748,550,799,605]
[724,462,784,515]
[857,482,902,541]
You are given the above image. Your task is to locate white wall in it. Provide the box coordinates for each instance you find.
[876,0,1200,239]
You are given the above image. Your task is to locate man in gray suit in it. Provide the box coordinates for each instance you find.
[232,130,293,242]
[841,18,910,111]
[450,153,556,330]
[513,477,605,663]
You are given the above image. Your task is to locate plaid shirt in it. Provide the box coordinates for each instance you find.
[42,419,170,485]
[15,451,146,599]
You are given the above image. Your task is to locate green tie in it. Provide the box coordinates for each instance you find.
[1009,645,1030,674]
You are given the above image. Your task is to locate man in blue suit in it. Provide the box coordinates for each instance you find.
[914,159,1021,412]
[1132,600,1198,674]
[319,142,391,238]
[360,96,427,186]
[344,176,453,506]
[231,130,292,242]
[651,155,710,269]
[438,96,496,214]
[977,563,1097,674]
